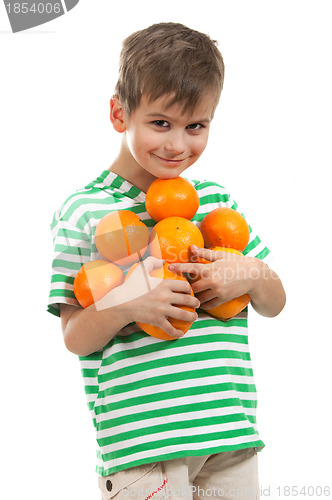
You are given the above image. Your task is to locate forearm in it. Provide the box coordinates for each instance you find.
[63,285,135,356]
[248,259,286,317]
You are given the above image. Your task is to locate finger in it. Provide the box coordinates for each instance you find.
[170,292,200,309]
[142,256,166,272]
[190,278,212,294]
[190,245,231,262]
[127,261,165,292]
[143,317,185,339]
[159,320,187,339]
[193,289,217,305]
[167,279,194,295]
[156,314,196,339]
[128,257,164,281]
[168,306,198,324]
[149,272,197,295]
[168,262,206,275]
[199,297,226,309]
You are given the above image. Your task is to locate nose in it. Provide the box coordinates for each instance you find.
[164,130,185,155]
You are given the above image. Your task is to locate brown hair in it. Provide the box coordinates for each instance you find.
[115,22,225,117]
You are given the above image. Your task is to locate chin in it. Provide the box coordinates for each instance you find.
[160,166,190,179]
[158,172,180,179]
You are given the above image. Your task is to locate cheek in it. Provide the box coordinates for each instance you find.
[126,132,144,161]
[128,129,159,157]
[192,135,209,156]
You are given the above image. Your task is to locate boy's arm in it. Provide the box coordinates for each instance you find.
[243,259,286,317]
[60,300,134,357]
[60,256,199,356]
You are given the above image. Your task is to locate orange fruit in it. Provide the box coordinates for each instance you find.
[149,216,204,263]
[73,259,124,308]
[189,246,250,320]
[207,293,250,320]
[199,207,250,252]
[209,246,243,256]
[124,261,140,281]
[145,177,199,222]
[126,262,195,340]
[95,210,149,266]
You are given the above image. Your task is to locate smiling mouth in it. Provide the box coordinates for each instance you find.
[155,155,186,163]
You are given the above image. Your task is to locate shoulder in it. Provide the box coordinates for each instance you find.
[51,187,93,232]
[51,179,115,232]
[185,177,233,207]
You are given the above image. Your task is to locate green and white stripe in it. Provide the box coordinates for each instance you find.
[47,170,271,476]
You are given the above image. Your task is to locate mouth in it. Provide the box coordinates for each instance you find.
[154,154,187,165]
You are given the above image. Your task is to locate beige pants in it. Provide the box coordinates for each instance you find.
[98,448,260,500]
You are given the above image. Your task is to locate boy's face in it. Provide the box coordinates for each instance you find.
[123,93,215,179]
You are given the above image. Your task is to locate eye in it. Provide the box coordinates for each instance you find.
[152,120,169,128]
[186,123,204,131]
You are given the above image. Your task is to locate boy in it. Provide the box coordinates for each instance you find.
[48,22,286,499]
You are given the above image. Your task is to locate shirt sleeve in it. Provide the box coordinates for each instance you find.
[224,191,273,265]
[47,211,92,317]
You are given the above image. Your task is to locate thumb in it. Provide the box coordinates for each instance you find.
[141,256,166,272]
[140,257,166,291]
[124,257,165,291]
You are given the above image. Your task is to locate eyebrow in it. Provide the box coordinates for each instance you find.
[147,113,211,124]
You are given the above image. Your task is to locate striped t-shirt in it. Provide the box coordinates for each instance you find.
[47,169,271,476]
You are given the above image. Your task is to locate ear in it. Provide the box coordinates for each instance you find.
[110,96,126,133]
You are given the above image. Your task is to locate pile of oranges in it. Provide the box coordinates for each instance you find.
[74,176,251,340]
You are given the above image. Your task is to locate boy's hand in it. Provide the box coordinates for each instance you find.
[118,256,200,338]
[168,245,259,310]
[168,245,286,318]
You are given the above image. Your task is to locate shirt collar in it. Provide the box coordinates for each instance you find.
[86,170,146,204]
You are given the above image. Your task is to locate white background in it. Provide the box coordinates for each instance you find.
[1,1,331,499]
